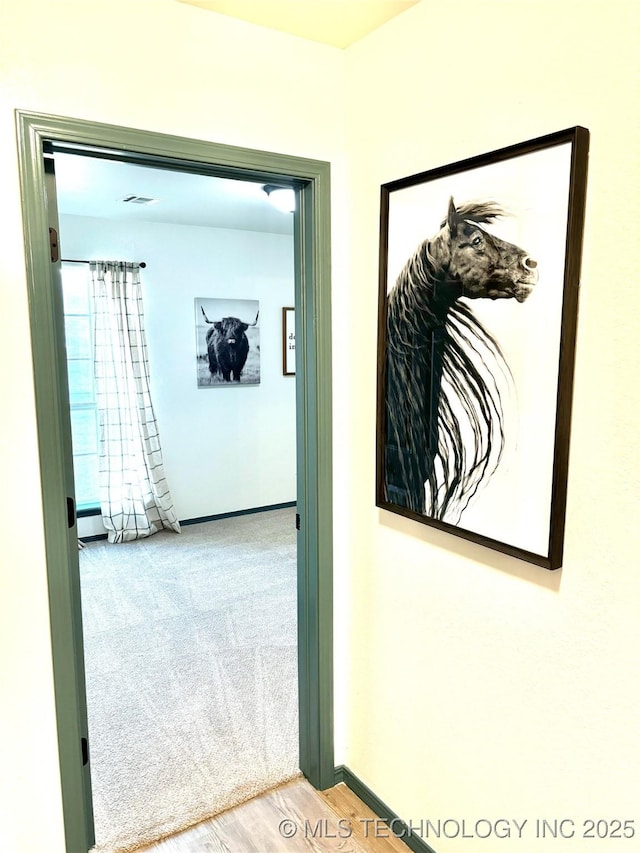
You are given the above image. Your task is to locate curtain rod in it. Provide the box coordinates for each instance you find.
[62,258,147,268]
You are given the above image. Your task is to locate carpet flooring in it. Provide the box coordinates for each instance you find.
[79,508,300,853]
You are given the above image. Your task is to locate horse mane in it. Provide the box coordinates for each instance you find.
[436,302,511,520]
[440,200,505,229]
[385,205,512,521]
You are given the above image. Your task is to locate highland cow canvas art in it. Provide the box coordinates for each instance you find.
[376,128,589,569]
[195,297,260,387]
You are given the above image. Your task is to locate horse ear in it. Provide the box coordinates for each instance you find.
[447,197,459,234]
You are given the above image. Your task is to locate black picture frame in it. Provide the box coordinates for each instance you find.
[283,306,295,375]
[376,127,589,569]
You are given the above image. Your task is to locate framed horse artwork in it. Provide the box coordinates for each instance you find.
[376,127,589,569]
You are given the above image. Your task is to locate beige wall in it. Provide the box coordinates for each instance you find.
[0,2,347,851]
[2,0,639,851]
[343,1,640,850]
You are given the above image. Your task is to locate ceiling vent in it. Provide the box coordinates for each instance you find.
[121,195,159,205]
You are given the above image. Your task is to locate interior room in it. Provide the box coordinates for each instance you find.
[2,1,639,852]
[54,154,297,535]
[54,153,299,850]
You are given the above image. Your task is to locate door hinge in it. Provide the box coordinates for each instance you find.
[49,227,59,263]
[296,513,301,531]
[67,496,75,529]
[81,737,89,766]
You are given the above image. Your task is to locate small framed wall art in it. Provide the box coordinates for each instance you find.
[283,306,295,376]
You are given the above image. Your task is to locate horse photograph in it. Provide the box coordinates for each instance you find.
[376,131,587,566]
[383,197,538,520]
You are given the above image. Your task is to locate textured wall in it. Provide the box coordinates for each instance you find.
[0,2,347,850]
[342,1,640,850]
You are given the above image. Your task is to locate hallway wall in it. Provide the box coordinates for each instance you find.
[0,3,347,850]
[342,2,640,849]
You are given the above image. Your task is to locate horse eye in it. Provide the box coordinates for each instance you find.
[472,235,482,247]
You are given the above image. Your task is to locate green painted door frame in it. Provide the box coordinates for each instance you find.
[16,110,334,853]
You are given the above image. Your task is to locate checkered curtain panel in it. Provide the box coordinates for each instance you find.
[90,262,180,543]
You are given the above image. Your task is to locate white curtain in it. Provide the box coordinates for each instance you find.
[90,261,180,543]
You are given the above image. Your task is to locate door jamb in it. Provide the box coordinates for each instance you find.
[16,110,334,853]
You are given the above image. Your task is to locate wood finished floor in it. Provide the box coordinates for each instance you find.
[138,779,409,853]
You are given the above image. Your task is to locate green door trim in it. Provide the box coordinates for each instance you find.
[15,110,334,853]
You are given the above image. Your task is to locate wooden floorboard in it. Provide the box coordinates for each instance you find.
[137,778,409,853]
[319,785,408,853]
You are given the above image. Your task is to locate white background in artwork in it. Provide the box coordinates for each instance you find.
[386,142,573,555]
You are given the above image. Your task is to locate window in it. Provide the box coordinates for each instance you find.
[61,263,100,512]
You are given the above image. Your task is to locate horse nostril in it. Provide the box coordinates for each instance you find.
[523,256,538,270]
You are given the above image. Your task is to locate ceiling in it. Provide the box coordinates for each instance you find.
[54,3,423,230]
[177,0,420,49]
[54,153,295,235]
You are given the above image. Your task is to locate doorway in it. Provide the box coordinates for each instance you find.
[16,110,334,853]
[57,152,301,849]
